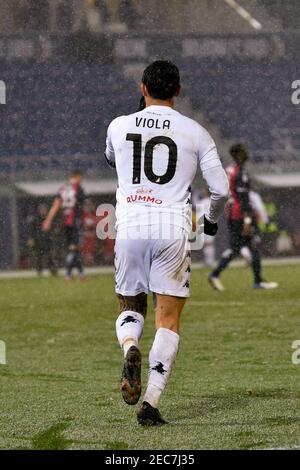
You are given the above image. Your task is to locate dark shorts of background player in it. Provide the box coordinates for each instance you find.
[211,218,262,284]
[228,219,253,250]
[65,226,80,247]
[223,219,262,284]
[64,225,84,276]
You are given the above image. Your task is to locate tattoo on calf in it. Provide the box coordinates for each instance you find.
[117,293,147,317]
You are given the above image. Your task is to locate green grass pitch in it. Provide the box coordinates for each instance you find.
[0,264,300,450]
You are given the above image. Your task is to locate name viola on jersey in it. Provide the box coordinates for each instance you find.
[127,194,162,205]
[136,117,171,129]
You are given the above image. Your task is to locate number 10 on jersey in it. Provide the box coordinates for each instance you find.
[126,133,178,185]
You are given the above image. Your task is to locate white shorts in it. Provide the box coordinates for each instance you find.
[115,225,191,298]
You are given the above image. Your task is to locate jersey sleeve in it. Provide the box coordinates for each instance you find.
[104,121,116,169]
[197,127,222,172]
[196,126,229,223]
[249,192,269,224]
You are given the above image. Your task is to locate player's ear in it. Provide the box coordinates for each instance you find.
[140,83,148,97]
[174,85,181,97]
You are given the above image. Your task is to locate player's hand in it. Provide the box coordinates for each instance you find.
[42,219,51,232]
[242,223,252,237]
[204,215,218,236]
[242,216,253,237]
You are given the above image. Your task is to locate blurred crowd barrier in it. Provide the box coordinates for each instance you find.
[1,0,298,34]
[0,1,145,33]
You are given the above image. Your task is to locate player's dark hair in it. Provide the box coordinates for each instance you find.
[71,169,83,177]
[230,144,248,160]
[137,96,146,111]
[142,60,180,100]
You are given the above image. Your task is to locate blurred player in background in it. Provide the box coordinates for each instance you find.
[82,198,98,266]
[192,177,270,268]
[27,203,57,276]
[105,60,229,425]
[240,189,270,263]
[225,165,270,264]
[208,144,278,291]
[42,169,86,281]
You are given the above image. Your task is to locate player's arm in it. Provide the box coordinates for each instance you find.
[197,130,229,235]
[249,191,269,226]
[104,121,116,169]
[42,197,62,232]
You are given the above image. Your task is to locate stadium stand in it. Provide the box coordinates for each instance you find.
[261,0,299,30]
[0,63,139,176]
[1,55,299,177]
[181,58,300,165]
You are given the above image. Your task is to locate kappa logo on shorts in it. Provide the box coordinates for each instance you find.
[183,280,190,288]
[121,315,139,326]
[152,361,167,375]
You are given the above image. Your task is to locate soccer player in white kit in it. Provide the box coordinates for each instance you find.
[105,61,229,425]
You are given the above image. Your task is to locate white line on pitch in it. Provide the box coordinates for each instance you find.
[261,446,300,450]
[189,301,245,307]
[0,257,299,280]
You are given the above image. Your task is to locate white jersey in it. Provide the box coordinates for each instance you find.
[105,105,228,232]
[192,194,215,244]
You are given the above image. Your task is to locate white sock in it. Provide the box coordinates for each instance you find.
[143,327,180,409]
[116,311,144,357]
[240,246,252,262]
[204,244,216,267]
